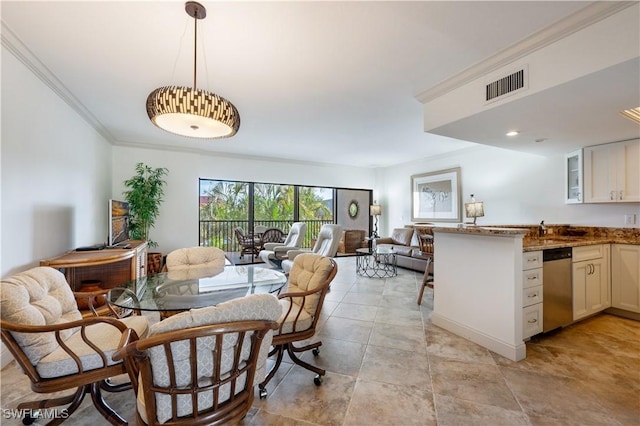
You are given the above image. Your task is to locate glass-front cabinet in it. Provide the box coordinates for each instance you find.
[565,149,583,204]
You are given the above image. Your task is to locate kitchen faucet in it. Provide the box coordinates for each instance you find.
[538,220,546,237]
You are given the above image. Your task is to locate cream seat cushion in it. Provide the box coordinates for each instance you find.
[37,316,148,378]
[0,266,149,377]
[165,246,229,270]
[136,293,281,424]
[276,254,333,335]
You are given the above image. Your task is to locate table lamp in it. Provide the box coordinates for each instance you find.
[464,194,484,225]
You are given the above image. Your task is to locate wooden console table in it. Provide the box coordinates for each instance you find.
[40,240,148,292]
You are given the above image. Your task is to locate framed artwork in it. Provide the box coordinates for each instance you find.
[411,167,462,222]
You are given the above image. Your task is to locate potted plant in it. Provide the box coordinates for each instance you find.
[123,163,168,273]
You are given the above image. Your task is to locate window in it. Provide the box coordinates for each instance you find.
[199,179,369,257]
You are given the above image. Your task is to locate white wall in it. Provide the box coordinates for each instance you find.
[378,145,639,235]
[1,47,112,279]
[1,47,113,367]
[111,146,375,254]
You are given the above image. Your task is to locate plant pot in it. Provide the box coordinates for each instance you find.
[147,252,164,275]
[77,280,106,310]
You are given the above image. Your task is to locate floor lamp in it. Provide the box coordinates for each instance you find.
[370,202,382,238]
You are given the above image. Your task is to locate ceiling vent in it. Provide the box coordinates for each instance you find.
[485,66,528,104]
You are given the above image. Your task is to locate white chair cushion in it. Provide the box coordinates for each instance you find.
[0,267,82,365]
[36,316,148,378]
[165,247,228,271]
[138,293,281,424]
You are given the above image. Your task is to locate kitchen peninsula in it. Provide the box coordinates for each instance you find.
[424,225,639,362]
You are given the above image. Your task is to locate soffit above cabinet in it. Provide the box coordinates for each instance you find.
[418,2,640,157]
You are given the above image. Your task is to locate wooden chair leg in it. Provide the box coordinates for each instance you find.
[259,344,285,395]
[100,378,132,393]
[18,385,88,426]
[285,343,325,377]
[417,282,427,305]
[90,382,128,425]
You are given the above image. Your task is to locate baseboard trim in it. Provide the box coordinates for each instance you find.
[604,307,640,321]
[432,313,526,361]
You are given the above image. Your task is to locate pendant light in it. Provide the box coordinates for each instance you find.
[146,1,240,139]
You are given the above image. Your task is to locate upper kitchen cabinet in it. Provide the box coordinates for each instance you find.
[565,149,583,204]
[583,139,640,203]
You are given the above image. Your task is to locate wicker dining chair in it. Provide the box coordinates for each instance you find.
[113,294,281,426]
[0,266,149,425]
[233,227,259,258]
[259,254,337,398]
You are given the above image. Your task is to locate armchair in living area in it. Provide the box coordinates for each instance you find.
[373,226,432,272]
[113,294,281,426]
[337,229,367,254]
[258,222,306,268]
[0,266,149,425]
[281,224,342,273]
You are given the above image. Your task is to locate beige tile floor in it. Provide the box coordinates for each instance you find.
[1,256,639,425]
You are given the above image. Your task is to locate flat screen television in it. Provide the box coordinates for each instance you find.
[109,199,130,246]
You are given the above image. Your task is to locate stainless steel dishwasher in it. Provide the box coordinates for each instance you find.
[543,247,573,332]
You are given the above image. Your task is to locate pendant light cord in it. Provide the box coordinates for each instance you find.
[193,10,198,90]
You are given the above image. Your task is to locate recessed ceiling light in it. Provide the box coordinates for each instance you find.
[506,131,519,137]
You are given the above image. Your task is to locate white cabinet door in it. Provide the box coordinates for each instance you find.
[584,139,640,203]
[584,144,614,203]
[616,140,640,202]
[611,244,640,313]
[573,256,610,320]
[565,149,583,203]
[523,303,543,339]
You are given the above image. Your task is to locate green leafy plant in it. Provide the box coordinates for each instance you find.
[123,163,168,248]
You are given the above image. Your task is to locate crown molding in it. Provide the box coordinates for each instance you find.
[112,139,369,169]
[416,1,637,104]
[1,21,116,144]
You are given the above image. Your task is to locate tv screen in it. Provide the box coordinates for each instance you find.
[109,199,130,246]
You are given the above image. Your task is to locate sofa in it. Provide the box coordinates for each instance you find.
[373,227,432,272]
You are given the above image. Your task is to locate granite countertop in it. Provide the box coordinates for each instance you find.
[431,225,639,252]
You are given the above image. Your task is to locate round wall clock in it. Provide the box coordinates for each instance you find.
[348,200,359,218]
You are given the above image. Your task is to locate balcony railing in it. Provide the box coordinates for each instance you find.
[199,219,333,253]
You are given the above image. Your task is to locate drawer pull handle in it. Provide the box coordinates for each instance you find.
[528,293,537,298]
[528,319,537,323]
[527,276,537,280]
[527,258,536,262]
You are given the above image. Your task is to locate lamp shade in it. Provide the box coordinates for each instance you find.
[370,204,382,216]
[146,2,240,139]
[146,86,240,139]
[465,201,484,218]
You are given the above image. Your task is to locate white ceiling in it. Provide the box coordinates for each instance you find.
[430,57,640,156]
[3,1,629,168]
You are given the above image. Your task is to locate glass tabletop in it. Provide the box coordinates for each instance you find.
[355,246,396,255]
[108,265,287,312]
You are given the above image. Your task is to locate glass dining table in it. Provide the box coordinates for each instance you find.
[107,264,287,317]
